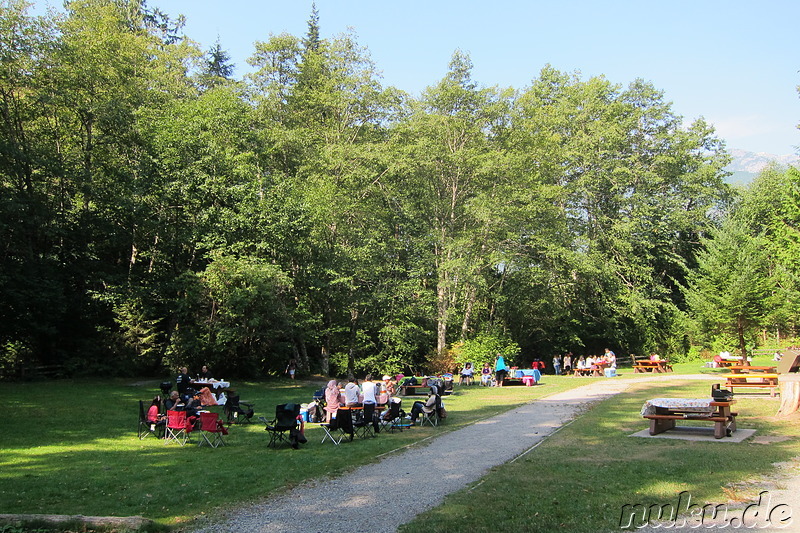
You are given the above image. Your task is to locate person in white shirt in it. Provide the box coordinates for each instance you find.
[605,349,617,368]
[361,374,377,405]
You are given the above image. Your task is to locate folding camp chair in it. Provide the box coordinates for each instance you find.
[138,400,163,440]
[320,408,354,445]
[164,410,190,446]
[224,394,254,424]
[379,398,408,433]
[198,412,227,448]
[419,394,442,427]
[320,414,344,445]
[260,403,301,448]
[353,403,377,439]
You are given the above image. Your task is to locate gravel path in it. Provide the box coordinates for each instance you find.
[190,374,796,533]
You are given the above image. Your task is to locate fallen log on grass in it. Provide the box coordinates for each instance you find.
[0,513,153,531]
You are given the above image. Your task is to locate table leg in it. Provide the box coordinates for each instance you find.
[649,417,675,435]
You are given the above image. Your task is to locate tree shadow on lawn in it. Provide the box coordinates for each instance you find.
[0,378,568,524]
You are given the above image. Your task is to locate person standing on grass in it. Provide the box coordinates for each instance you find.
[552,354,562,375]
[494,354,508,387]
[324,380,340,423]
[176,366,191,397]
[563,352,573,373]
[285,358,297,380]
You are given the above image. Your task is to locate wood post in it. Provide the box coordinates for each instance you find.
[776,374,800,416]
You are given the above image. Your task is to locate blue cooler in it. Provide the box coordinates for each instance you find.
[604,368,617,377]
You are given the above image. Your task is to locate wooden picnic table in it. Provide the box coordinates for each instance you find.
[717,360,739,367]
[641,398,737,439]
[633,360,672,373]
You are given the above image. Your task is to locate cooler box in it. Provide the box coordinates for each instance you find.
[604,368,617,377]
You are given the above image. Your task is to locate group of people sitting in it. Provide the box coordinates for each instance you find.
[145,388,215,432]
[570,349,617,376]
[319,373,444,427]
[145,364,241,434]
[460,358,512,387]
[462,355,533,387]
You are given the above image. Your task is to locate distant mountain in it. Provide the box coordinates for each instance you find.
[727,149,798,174]
[723,149,798,186]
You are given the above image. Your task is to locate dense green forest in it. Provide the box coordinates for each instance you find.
[1,0,798,379]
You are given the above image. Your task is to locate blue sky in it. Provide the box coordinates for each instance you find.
[39,0,800,156]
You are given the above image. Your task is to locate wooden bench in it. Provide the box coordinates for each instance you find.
[400,384,428,396]
[727,365,777,373]
[643,412,737,439]
[724,374,779,397]
[633,360,671,373]
[642,401,737,439]
[19,364,67,380]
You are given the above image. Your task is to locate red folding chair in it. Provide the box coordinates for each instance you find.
[198,412,227,448]
[165,410,189,446]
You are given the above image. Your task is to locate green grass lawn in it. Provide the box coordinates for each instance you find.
[399,378,800,533]
[0,377,578,530]
[2,365,796,532]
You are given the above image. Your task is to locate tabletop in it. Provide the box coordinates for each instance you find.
[640,398,719,416]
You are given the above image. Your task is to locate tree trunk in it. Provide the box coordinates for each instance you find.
[296,339,309,373]
[437,281,448,358]
[461,286,476,340]
[347,308,358,377]
[320,345,330,377]
[737,317,746,361]
[777,374,800,416]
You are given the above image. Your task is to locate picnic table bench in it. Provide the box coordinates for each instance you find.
[400,384,428,396]
[633,360,672,373]
[727,365,777,373]
[641,398,737,439]
[751,349,778,358]
[723,373,780,397]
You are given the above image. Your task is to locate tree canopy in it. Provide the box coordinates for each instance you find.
[1,0,794,379]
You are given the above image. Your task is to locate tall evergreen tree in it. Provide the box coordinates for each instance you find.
[198,38,235,88]
[684,216,771,355]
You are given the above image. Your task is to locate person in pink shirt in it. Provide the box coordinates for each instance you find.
[146,396,165,429]
[324,380,340,423]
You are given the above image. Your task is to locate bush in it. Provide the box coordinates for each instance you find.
[451,332,521,372]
